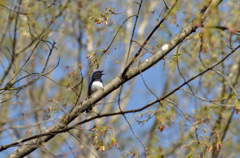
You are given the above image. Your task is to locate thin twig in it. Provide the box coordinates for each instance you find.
[124,0,143,67]
[103,15,137,54]
[117,85,151,155]
[115,2,141,15]
[17,93,31,137]
[68,131,97,158]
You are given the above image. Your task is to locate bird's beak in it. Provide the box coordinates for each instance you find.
[99,70,104,75]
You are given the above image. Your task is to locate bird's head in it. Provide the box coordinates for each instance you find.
[92,70,104,79]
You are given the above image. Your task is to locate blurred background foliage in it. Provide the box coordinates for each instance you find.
[0,0,240,157]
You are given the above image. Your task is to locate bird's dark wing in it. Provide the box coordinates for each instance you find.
[87,80,93,112]
[88,80,92,97]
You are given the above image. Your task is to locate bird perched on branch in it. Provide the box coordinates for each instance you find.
[87,70,104,113]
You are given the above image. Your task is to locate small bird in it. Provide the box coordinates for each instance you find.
[87,70,104,112]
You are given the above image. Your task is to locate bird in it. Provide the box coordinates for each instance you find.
[86,70,104,112]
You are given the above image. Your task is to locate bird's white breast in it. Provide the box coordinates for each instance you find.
[91,81,103,94]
